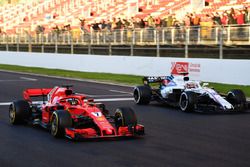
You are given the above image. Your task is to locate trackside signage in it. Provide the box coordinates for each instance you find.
[171,62,201,76]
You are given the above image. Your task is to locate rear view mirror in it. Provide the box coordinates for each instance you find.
[184,77,189,81]
[202,83,209,87]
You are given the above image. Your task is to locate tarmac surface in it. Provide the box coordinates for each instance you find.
[0,71,250,167]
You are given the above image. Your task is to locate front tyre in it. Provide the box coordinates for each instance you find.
[133,86,152,105]
[227,89,246,111]
[9,100,31,125]
[114,107,137,128]
[179,91,197,112]
[51,110,72,138]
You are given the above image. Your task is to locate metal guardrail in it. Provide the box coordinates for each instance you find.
[0,24,250,58]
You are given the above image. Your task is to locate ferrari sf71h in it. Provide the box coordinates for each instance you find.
[9,86,144,140]
[134,74,249,113]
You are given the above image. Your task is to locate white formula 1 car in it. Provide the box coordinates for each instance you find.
[133,74,249,113]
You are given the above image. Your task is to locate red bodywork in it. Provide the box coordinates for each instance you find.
[23,86,144,139]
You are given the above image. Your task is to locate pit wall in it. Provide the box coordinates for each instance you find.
[0,51,249,85]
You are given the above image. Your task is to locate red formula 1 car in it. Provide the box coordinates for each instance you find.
[9,85,144,140]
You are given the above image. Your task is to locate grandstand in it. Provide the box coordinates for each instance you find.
[0,0,248,34]
[0,0,191,34]
[0,0,250,59]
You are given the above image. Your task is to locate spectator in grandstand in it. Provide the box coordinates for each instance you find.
[128,17,136,29]
[91,21,100,31]
[111,17,117,30]
[191,13,201,41]
[116,18,123,29]
[221,12,228,25]
[167,14,173,27]
[193,13,201,26]
[35,25,45,34]
[133,18,141,28]
[63,24,71,32]
[236,9,246,38]
[147,15,155,28]
[79,18,87,32]
[173,20,184,42]
[51,24,60,40]
[189,13,194,26]
[184,13,191,27]
[154,16,161,28]
[106,19,112,31]
[100,19,107,30]
[236,10,245,25]
[227,8,236,24]
[243,6,249,23]
[138,18,146,28]
[123,18,131,29]
[212,12,222,25]
[161,16,167,27]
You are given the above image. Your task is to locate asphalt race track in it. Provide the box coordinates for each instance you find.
[0,71,250,167]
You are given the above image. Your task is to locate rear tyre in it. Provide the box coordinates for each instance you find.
[51,110,72,138]
[9,100,31,125]
[227,89,246,109]
[179,91,197,112]
[114,107,137,128]
[133,86,152,105]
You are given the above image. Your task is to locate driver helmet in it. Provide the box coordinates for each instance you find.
[67,98,79,105]
[162,75,174,86]
[185,82,198,89]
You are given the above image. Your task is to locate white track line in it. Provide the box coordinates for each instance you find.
[109,89,133,95]
[84,94,132,97]
[0,70,134,88]
[0,102,11,106]
[0,77,37,82]
[0,98,134,106]
[20,77,38,81]
[94,98,133,102]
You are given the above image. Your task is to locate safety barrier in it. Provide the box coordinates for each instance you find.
[0,51,249,85]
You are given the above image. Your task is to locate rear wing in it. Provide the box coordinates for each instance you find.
[143,75,189,85]
[143,76,167,84]
[23,88,53,102]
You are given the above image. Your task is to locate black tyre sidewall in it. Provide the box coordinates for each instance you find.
[133,86,151,105]
[179,91,196,112]
[9,100,31,124]
[115,107,137,128]
[227,89,246,105]
[51,110,72,138]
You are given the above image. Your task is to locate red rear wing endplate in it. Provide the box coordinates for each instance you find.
[23,88,52,101]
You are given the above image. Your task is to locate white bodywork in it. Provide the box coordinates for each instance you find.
[160,75,234,110]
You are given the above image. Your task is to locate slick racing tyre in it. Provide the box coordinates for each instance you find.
[9,100,31,125]
[114,107,137,128]
[51,110,72,138]
[227,89,246,109]
[179,91,197,113]
[133,86,152,105]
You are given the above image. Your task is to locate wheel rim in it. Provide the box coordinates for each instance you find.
[9,105,16,124]
[115,112,123,128]
[180,93,188,111]
[51,115,58,136]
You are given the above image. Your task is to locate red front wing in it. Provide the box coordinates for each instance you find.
[65,124,145,140]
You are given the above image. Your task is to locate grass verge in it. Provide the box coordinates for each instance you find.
[0,64,249,97]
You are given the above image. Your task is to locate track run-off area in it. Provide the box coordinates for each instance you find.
[0,71,250,167]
